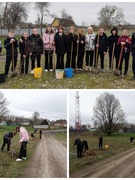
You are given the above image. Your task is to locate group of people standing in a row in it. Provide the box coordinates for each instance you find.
[3,25,135,80]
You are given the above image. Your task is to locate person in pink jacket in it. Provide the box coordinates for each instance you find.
[43,25,55,71]
[16,126,29,162]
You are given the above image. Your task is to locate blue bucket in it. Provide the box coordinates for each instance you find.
[65,68,73,78]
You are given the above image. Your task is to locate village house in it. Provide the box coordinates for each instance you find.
[33,119,49,129]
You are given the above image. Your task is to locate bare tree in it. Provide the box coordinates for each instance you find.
[0,91,9,122]
[93,92,126,136]
[35,2,50,35]
[60,8,73,20]
[97,5,124,28]
[32,111,40,122]
[2,2,28,30]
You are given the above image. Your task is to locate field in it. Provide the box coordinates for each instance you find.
[69,131,135,175]
[0,30,135,89]
[0,126,38,178]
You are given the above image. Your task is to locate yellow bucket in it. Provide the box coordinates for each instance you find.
[33,68,42,78]
[55,69,64,80]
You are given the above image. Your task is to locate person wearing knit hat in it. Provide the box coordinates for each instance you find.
[16,126,29,162]
[108,27,120,71]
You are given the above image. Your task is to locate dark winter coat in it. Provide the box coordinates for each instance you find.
[95,33,108,52]
[74,138,82,147]
[99,136,103,143]
[55,32,66,55]
[108,27,120,52]
[4,37,18,56]
[78,34,85,53]
[19,36,32,56]
[66,33,78,53]
[131,32,135,52]
[81,140,89,151]
[3,132,14,140]
[29,34,43,55]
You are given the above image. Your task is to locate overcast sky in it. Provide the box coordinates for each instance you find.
[1,90,67,120]
[69,90,135,127]
[27,1,135,26]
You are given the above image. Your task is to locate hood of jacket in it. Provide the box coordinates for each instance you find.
[110,27,118,35]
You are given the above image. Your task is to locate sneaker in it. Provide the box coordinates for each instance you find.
[89,66,92,72]
[31,70,34,74]
[50,69,53,72]
[85,66,88,71]
[16,158,22,162]
[122,73,127,78]
[45,69,48,72]
[101,69,105,73]
[22,157,26,160]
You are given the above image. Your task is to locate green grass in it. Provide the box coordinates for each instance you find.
[0,55,135,89]
[69,131,135,174]
[0,126,38,178]
[55,132,67,142]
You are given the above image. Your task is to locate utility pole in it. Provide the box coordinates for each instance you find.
[75,91,81,130]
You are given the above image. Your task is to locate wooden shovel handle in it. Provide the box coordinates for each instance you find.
[118,45,124,69]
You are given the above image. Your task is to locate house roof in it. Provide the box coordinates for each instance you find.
[52,18,76,27]
[54,119,67,124]
[34,119,49,125]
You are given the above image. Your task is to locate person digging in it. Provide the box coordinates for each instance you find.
[16,126,29,162]
[1,132,16,152]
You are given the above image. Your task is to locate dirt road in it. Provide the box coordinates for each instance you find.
[70,147,135,178]
[24,133,67,178]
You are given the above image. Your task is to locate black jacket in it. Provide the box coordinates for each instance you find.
[131,32,135,52]
[108,27,120,52]
[74,138,82,147]
[78,34,85,53]
[4,37,18,56]
[66,33,78,53]
[3,132,14,140]
[19,36,32,56]
[55,32,66,55]
[29,34,43,55]
[95,33,108,52]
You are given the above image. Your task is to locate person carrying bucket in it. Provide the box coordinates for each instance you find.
[65,26,78,69]
[55,26,66,70]
[43,25,55,72]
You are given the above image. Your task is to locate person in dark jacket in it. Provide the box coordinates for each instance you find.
[66,26,78,69]
[99,136,103,150]
[0,40,2,54]
[108,27,120,70]
[130,137,134,144]
[19,32,32,74]
[4,31,18,77]
[95,28,108,72]
[77,28,85,70]
[131,32,135,80]
[1,132,15,152]
[81,140,89,152]
[74,138,82,158]
[55,26,66,69]
[29,29,43,74]
[39,129,42,139]
[117,29,131,77]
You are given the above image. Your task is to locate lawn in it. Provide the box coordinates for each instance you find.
[0,126,39,178]
[55,132,67,146]
[69,131,135,174]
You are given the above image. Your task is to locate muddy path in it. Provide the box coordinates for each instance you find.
[70,147,135,178]
[24,133,67,178]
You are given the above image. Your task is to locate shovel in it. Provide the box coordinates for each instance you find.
[70,41,73,68]
[75,37,79,74]
[114,45,123,76]
[11,42,17,78]
[93,34,99,74]
[111,42,115,70]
